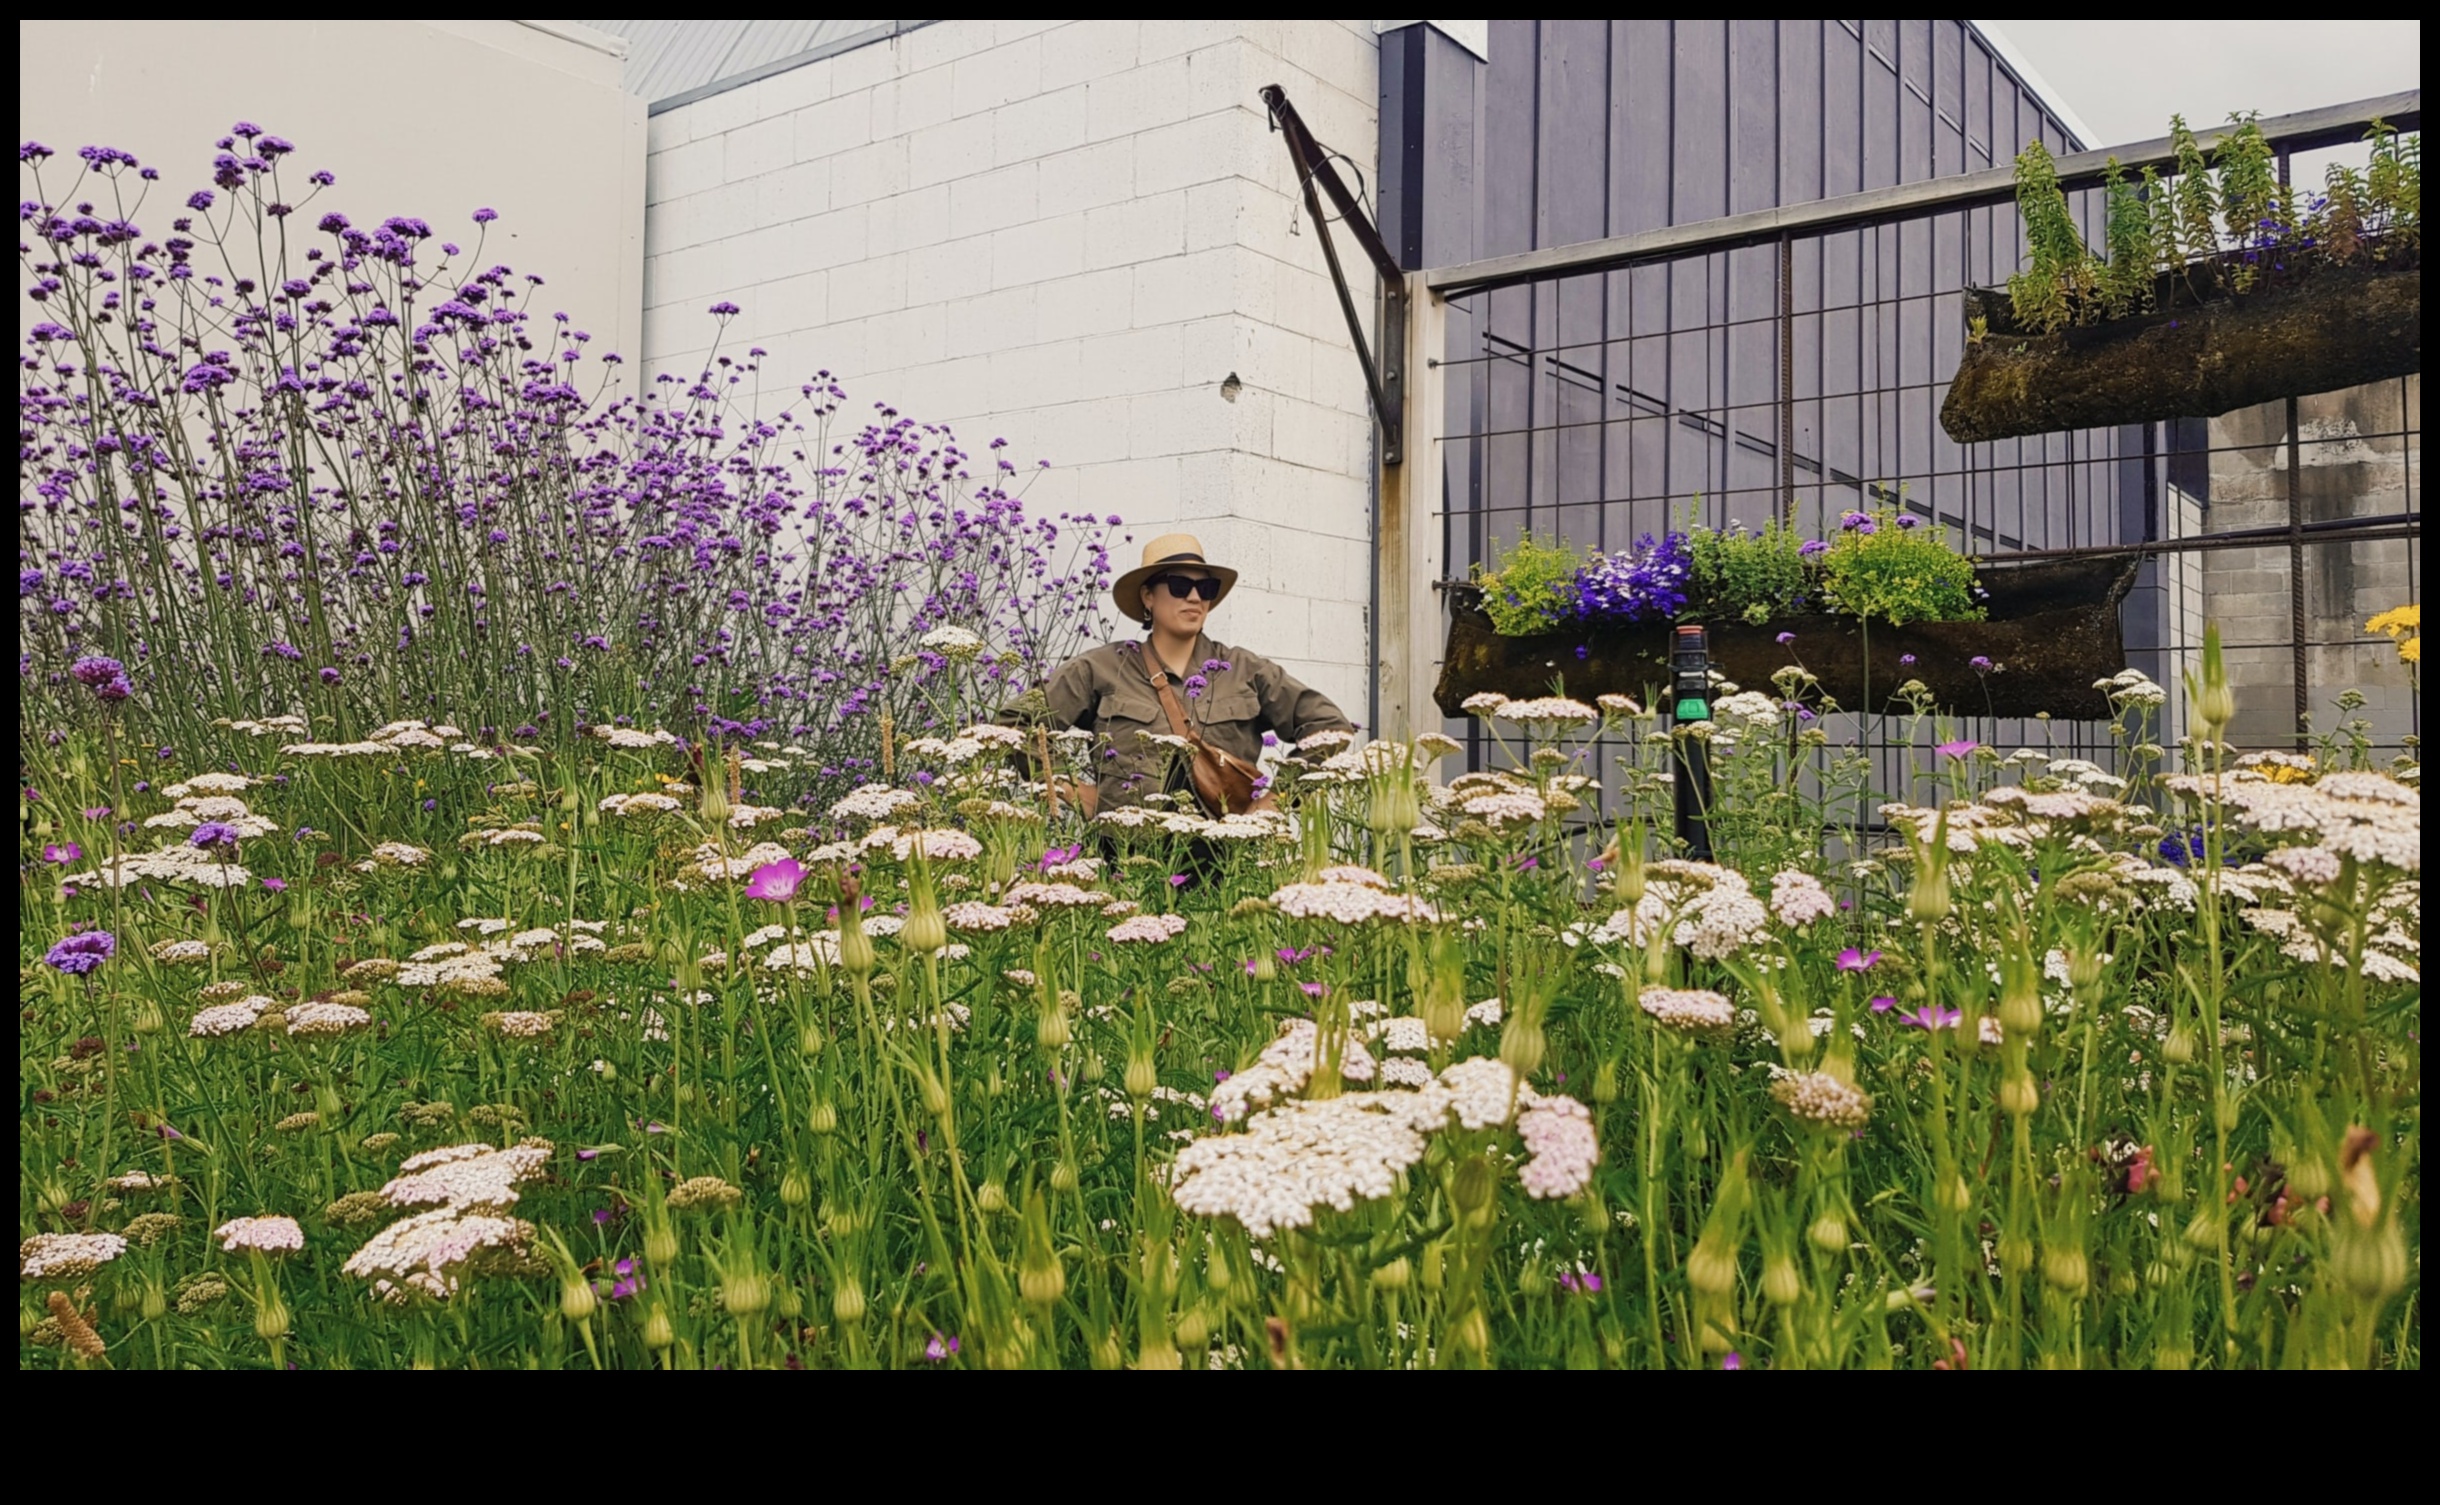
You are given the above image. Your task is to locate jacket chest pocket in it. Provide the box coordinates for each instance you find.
[1198,685,1261,730]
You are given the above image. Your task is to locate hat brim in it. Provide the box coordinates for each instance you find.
[1113,561,1238,623]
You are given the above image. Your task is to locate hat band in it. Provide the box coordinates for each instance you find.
[1151,552,1206,566]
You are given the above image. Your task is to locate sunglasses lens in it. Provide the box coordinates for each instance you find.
[1158,576,1219,601]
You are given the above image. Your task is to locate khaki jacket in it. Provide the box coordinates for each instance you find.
[1029,635,1353,810]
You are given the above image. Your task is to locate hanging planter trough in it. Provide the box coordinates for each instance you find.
[1436,553,2140,722]
[1940,255,2421,445]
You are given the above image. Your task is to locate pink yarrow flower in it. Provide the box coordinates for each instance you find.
[1836,947,1881,972]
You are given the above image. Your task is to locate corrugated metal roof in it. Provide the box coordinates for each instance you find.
[578,19,920,110]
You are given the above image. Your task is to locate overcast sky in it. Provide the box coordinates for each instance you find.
[1987,19,2421,178]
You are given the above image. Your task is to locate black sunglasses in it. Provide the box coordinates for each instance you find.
[1149,575,1221,602]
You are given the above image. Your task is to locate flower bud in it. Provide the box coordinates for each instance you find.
[1592,1059,1619,1105]
[1687,1236,1738,1298]
[2183,1208,2225,1252]
[1081,1054,1105,1085]
[799,1022,824,1058]
[1451,1154,1496,1216]
[809,1100,838,1136]
[2285,1154,2331,1201]
[837,915,875,977]
[1050,1159,1079,1195]
[722,1268,771,1316]
[2162,1025,2198,1065]
[1453,1306,1490,1355]
[1251,950,1278,983]
[2067,945,2104,989]
[130,997,164,1036]
[255,1294,291,1342]
[1138,1340,1182,1371]
[1020,1256,1065,1308]
[1907,864,1952,921]
[140,1283,167,1322]
[644,1223,679,1267]
[1174,1306,1211,1350]
[1036,1003,1072,1051]
[2042,1245,2089,1296]
[1999,1072,2040,1117]
[1997,1231,2033,1276]
[698,778,730,827]
[2334,1220,2407,1304]
[2338,1125,2381,1229]
[1421,1241,1446,1290]
[977,1181,1010,1216]
[1517,1264,1551,1298]
[1092,1333,1124,1370]
[901,901,947,956]
[832,1276,866,1326]
[1124,1050,1158,1100]
[2214,1092,2240,1136]
[561,1276,599,1322]
[918,1069,951,1120]
[1935,1173,1972,1214]
[1371,1257,1411,1291]
[1499,1018,1546,1080]
[1761,1253,1803,1307]
[780,1167,811,1206]
[642,1304,676,1349]
[1998,963,2042,1037]
[1807,1211,1848,1254]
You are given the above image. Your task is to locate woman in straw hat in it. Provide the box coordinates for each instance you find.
[1024,532,1354,817]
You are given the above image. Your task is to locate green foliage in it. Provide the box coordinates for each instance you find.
[1814,509,1984,627]
[2101,156,2157,318]
[2007,140,2094,334]
[1476,534,1587,637]
[2009,112,2420,328]
[1686,517,1811,625]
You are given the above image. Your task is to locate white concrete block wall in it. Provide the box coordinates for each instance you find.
[640,20,1384,720]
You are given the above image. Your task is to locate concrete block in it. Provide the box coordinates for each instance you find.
[866,184,952,256]
[871,65,953,140]
[827,30,902,93]
[991,214,1086,290]
[1129,385,1236,459]
[908,112,995,189]
[827,250,908,322]
[1037,137,1138,219]
[949,162,1039,240]
[792,92,873,161]
[1086,56,1192,143]
[647,137,724,203]
[1084,192,1186,270]
[826,139,910,210]
[1183,40,1252,118]
[646,110,693,156]
[906,17,999,74]
[751,55,836,116]
[1131,112,1248,198]
[989,337,1085,411]
[942,285,1038,360]
[859,300,947,372]
[1076,325,1185,402]
[754,269,828,334]
[751,159,831,228]
[1033,267,1139,341]
[993,86,1091,167]
[647,180,752,255]
[768,203,870,274]
[1140,19,1267,65]
[906,235,996,307]
[724,115,796,183]
[1130,246,1240,327]
[1038,19,1141,92]
[674,85,760,141]
[1035,405,1144,471]
[951,33,1041,116]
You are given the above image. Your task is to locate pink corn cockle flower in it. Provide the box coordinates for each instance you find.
[1936,739,1980,759]
[744,857,805,902]
[1869,995,1897,1013]
[1836,947,1881,972]
[1896,1004,1960,1031]
[42,842,81,863]
[923,1332,960,1361]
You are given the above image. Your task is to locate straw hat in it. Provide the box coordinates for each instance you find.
[1111,533,1238,624]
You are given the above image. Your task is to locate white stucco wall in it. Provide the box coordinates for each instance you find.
[640,20,1384,717]
[18,19,648,362]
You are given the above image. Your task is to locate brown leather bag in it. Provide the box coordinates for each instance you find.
[1141,650,1262,818]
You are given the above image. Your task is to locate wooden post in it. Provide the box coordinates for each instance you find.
[1376,275,1448,740]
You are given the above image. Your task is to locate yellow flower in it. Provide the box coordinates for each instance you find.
[2403,636,2422,665]
[2364,604,2419,639]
